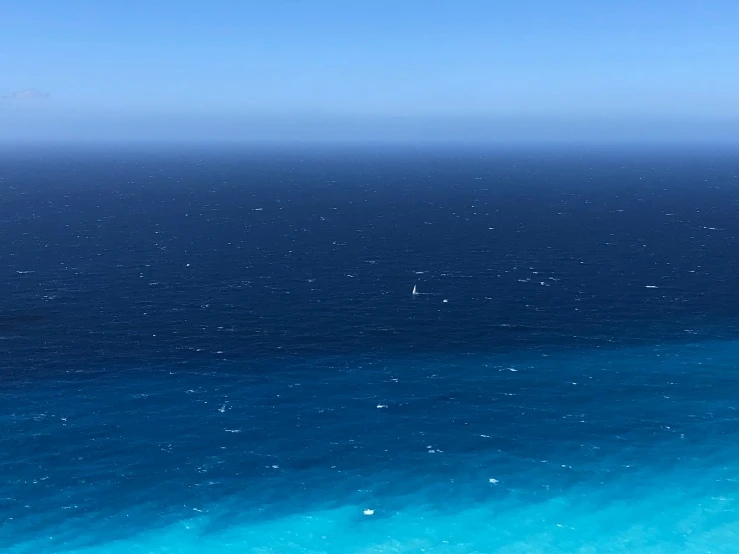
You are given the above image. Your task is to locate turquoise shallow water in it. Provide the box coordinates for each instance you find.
[3,338,739,553]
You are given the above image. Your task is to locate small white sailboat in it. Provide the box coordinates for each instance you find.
[412,285,419,296]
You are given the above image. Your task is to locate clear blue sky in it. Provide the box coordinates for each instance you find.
[2,0,739,142]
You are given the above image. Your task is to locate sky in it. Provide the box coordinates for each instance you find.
[2,0,739,142]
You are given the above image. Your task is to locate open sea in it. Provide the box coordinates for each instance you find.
[2,144,739,553]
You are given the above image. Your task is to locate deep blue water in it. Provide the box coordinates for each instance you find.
[2,145,739,553]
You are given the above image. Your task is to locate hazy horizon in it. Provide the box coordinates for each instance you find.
[3,0,739,143]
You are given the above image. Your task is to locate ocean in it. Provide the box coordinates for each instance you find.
[2,144,739,553]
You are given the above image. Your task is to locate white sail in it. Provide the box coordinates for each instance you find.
[412,285,418,295]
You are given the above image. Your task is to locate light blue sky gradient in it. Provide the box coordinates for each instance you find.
[2,0,739,141]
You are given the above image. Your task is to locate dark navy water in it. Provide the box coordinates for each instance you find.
[2,145,739,553]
